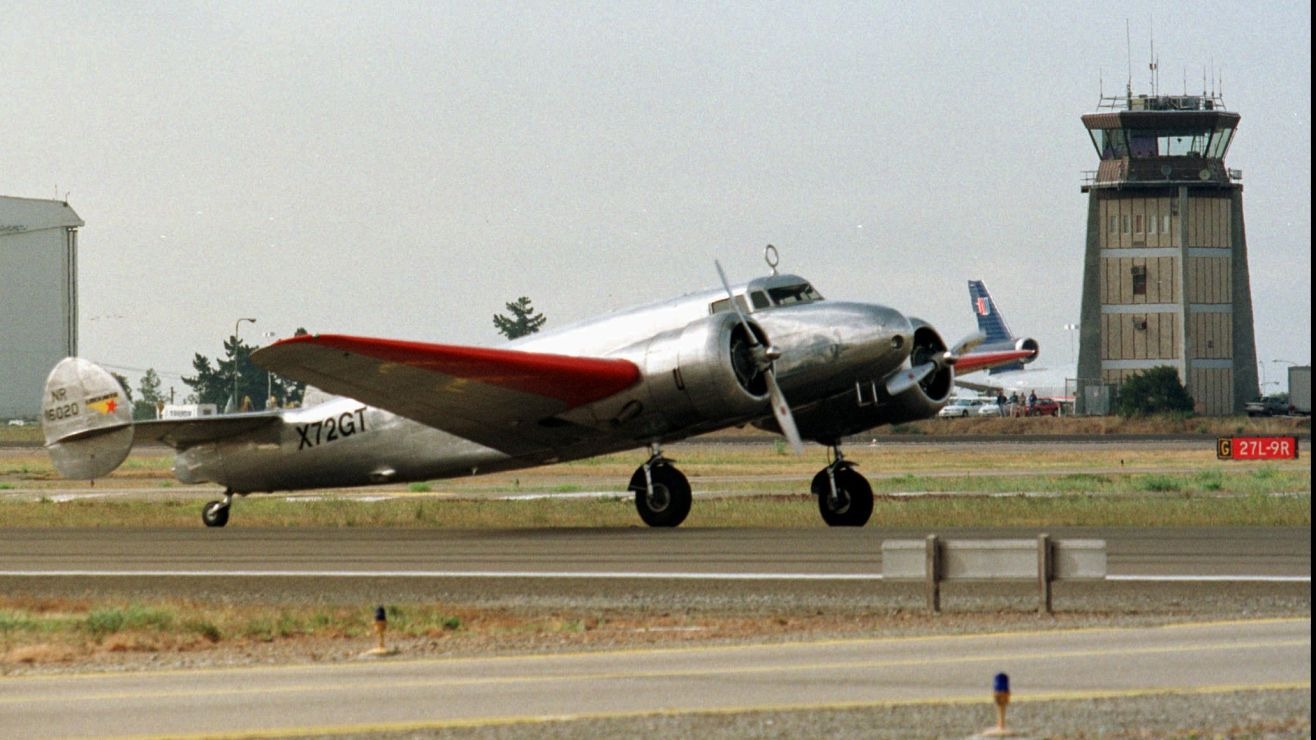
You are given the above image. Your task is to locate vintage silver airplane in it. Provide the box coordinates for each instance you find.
[41,249,1036,528]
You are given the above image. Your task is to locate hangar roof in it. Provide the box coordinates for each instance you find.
[0,195,84,236]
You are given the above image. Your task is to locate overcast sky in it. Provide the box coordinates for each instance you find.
[4,1,1310,396]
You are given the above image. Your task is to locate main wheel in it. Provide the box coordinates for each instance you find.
[202,500,230,528]
[629,463,692,528]
[812,467,873,527]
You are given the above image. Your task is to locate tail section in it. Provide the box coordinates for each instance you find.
[967,280,1038,375]
[41,357,135,479]
[968,280,1013,345]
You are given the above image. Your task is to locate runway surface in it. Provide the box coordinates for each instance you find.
[1,618,1307,737]
[2,526,1307,617]
[0,526,1308,579]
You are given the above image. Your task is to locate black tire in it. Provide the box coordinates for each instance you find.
[202,501,230,528]
[629,463,692,528]
[812,467,873,527]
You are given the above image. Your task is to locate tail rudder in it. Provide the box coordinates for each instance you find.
[41,357,135,479]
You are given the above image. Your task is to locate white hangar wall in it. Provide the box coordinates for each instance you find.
[0,196,83,419]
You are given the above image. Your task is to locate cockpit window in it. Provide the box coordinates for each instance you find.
[766,282,823,306]
[750,291,770,309]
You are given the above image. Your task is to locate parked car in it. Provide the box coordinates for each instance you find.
[6,419,27,427]
[1245,396,1289,417]
[938,398,986,418]
[975,401,1005,417]
[1027,397,1061,417]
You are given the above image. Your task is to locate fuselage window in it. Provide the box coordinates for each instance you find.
[709,295,752,315]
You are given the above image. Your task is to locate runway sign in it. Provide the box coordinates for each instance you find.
[1216,435,1299,460]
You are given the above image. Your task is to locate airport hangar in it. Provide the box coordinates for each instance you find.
[0,195,83,420]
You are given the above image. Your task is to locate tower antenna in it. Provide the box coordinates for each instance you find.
[1125,19,1133,101]
[1148,17,1158,96]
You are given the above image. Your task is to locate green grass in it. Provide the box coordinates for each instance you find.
[0,488,1307,528]
[0,600,467,652]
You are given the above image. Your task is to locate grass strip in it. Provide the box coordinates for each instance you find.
[0,490,1307,528]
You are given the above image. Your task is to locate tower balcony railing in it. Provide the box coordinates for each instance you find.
[1081,166,1243,188]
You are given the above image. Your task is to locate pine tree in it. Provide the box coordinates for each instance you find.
[493,297,547,339]
[134,368,164,420]
[1115,366,1195,416]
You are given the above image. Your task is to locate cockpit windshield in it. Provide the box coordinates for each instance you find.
[766,282,823,306]
[709,278,823,315]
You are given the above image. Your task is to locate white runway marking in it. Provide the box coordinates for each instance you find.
[1106,574,1310,583]
[0,570,1307,582]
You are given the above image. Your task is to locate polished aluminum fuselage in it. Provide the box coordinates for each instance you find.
[178,276,933,493]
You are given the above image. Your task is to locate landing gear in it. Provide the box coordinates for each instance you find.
[812,447,873,527]
[201,490,235,528]
[629,447,692,528]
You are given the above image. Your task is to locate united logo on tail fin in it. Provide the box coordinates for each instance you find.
[968,280,1013,345]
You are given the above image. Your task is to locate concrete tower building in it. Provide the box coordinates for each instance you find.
[1076,89,1258,415]
[0,196,84,419]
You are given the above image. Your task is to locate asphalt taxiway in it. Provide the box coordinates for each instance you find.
[1,617,1307,737]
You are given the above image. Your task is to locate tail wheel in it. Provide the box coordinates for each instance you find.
[629,463,692,528]
[202,500,230,528]
[812,467,873,527]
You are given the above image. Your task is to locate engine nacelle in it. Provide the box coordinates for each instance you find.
[874,319,956,426]
[611,312,770,437]
[1013,336,1040,362]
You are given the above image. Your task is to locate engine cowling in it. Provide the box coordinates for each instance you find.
[876,319,955,425]
[612,312,771,437]
[1013,337,1040,362]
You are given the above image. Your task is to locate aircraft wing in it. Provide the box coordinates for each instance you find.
[954,348,1038,376]
[252,334,641,455]
[952,377,998,394]
[132,413,284,449]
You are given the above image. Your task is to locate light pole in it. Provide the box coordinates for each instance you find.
[1063,324,1079,365]
[231,317,256,413]
[262,331,277,408]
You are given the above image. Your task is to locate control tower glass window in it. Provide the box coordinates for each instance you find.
[1207,127,1234,159]
[1089,125,1234,161]
[1090,129,1129,159]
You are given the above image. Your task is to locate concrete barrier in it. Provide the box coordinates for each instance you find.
[882,534,1106,613]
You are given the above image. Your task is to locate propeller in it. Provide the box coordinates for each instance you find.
[884,330,986,397]
[715,261,803,453]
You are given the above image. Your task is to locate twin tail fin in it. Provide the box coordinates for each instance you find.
[41,357,135,479]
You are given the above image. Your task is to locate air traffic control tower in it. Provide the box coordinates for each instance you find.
[1076,90,1258,415]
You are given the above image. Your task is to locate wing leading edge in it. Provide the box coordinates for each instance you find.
[252,334,641,455]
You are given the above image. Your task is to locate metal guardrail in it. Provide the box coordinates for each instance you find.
[882,534,1107,613]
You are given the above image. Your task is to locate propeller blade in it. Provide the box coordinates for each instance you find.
[716,259,802,454]
[765,370,803,454]
[885,362,935,397]
[715,260,759,348]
